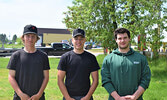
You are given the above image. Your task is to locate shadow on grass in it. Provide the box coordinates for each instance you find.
[151,68,167,81]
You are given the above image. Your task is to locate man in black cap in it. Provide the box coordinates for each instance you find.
[57,28,100,100]
[7,24,50,100]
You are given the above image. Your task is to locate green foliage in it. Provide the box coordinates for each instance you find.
[0,34,7,43]
[0,34,8,48]
[63,0,118,51]
[1,38,23,49]
[63,0,167,57]
[12,34,17,44]
[16,38,24,47]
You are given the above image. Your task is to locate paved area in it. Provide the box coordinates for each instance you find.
[1,48,104,58]
[48,52,103,58]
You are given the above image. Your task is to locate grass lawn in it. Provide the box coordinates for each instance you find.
[0,54,167,100]
[2,44,23,49]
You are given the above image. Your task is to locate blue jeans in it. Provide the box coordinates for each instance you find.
[63,96,93,100]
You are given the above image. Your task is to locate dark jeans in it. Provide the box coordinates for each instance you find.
[63,96,93,100]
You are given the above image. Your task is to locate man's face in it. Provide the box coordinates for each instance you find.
[115,33,130,49]
[72,35,86,50]
[23,33,38,47]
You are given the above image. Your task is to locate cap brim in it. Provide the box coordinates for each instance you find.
[24,32,37,35]
[73,34,85,38]
[23,32,40,38]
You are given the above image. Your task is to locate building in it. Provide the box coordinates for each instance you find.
[36,28,72,46]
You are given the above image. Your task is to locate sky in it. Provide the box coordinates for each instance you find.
[0,0,73,39]
[0,0,166,42]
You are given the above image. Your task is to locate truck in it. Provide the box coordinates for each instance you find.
[36,42,73,56]
[0,43,73,57]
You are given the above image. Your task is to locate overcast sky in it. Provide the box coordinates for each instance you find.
[0,0,73,38]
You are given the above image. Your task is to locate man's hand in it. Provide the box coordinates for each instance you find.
[29,94,41,100]
[116,96,127,100]
[19,92,30,100]
[124,95,136,100]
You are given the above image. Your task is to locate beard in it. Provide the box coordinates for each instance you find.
[118,44,129,50]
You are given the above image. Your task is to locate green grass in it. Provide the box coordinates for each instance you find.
[143,57,167,100]
[0,57,13,99]
[1,44,23,49]
[0,55,167,100]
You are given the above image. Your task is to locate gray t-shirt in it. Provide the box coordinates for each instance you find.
[7,49,50,99]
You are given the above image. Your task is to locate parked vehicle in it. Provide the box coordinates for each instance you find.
[36,42,73,56]
[84,42,92,50]
[0,43,73,57]
[61,40,69,44]
[0,48,19,57]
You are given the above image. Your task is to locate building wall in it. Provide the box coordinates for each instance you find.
[43,33,72,44]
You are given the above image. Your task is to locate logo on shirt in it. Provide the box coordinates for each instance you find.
[134,61,140,64]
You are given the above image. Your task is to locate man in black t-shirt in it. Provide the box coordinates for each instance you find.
[57,28,100,100]
[7,25,50,100]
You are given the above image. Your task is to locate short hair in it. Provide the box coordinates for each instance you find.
[114,28,130,39]
[21,34,40,44]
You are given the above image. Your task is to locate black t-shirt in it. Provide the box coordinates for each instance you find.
[57,50,100,96]
[7,49,50,99]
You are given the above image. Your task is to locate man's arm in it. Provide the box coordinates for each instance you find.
[57,70,75,100]
[81,71,99,100]
[30,70,49,100]
[101,57,116,94]
[8,70,30,99]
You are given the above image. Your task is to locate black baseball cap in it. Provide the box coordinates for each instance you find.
[23,24,38,35]
[72,28,85,38]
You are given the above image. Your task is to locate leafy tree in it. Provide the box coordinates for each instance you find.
[141,0,167,59]
[0,34,7,48]
[115,0,167,59]
[63,0,167,57]
[12,34,17,44]
[63,0,118,53]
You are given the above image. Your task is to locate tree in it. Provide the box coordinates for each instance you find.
[0,34,7,48]
[12,34,17,44]
[63,0,118,53]
[63,0,167,57]
[142,0,167,59]
[115,0,167,59]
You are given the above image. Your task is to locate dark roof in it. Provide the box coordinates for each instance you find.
[37,28,71,35]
